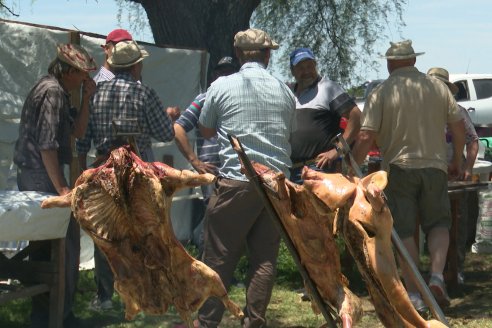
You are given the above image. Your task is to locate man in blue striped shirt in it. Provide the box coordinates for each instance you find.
[173,57,237,254]
[196,28,296,328]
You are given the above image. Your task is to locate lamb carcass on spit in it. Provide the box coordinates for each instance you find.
[302,168,447,328]
[252,162,363,328]
[41,147,244,327]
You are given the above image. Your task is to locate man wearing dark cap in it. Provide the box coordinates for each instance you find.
[14,43,97,328]
[352,40,465,312]
[196,28,296,328]
[288,47,361,183]
[76,28,133,312]
[173,56,237,254]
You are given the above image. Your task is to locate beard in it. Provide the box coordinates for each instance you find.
[297,76,317,90]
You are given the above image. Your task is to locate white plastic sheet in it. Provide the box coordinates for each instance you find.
[0,190,71,241]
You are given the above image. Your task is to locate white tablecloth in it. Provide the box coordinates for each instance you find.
[0,191,71,242]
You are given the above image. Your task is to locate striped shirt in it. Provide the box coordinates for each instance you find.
[76,71,174,160]
[199,62,296,181]
[175,93,220,167]
[92,66,115,84]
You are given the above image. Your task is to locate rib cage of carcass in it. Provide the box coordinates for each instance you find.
[252,162,448,328]
[41,147,244,327]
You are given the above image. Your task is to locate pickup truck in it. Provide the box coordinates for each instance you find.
[450,74,492,126]
[357,74,492,126]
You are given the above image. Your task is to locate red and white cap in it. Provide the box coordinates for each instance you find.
[105,29,133,44]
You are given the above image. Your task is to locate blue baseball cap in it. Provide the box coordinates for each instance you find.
[289,47,316,66]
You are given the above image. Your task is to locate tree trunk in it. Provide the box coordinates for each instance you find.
[133,0,260,83]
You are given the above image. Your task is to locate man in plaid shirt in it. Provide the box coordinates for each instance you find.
[76,40,175,167]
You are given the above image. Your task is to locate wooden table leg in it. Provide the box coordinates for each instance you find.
[49,238,65,328]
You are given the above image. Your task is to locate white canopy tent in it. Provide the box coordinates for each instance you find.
[0,19,210,250]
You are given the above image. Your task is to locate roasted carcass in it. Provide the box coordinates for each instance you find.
[302,168,447,328]
[252,162,363,328]
[41,147,243,327]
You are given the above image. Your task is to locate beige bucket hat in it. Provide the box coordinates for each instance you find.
[108,40,149,68]
[57,43,97,72]
[380,40,425,60]
[234,28,279,50]
[427,67,459,95]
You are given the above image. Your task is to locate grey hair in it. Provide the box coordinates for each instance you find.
[236,48,268,64]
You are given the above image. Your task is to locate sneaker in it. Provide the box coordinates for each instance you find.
[409,293,428,314]
[100,299,113,310]
[89,296,113,311]
[457,271,465,285]
[428,275,451,307]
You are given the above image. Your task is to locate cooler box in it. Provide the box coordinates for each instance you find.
[473,159,492,181]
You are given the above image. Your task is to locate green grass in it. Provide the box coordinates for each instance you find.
[2,247,492,327]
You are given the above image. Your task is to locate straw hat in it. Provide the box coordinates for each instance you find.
[107,40,149,68]
[234,28,279,50]
[380,40,425,60]
[427,67,459,95]
[57,43,96,72]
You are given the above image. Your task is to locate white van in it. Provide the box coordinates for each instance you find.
[449,74,492,126]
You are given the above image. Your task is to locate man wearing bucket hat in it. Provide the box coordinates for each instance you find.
[196,28,295,328]
[14,43,97,328]
[79,40,174,167]
[428,67,479,287]
[288,47,361,183]
[352,40,465,312]
[75,28,134,313]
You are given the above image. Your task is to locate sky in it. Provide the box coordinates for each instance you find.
[3,0,492,84]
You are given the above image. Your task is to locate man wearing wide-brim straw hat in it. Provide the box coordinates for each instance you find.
[81,40,175,166]
[427,67,459,95]
[13,42,97,327]
[352,39,466,313]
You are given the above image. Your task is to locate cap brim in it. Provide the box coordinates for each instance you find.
[292,56,316,67]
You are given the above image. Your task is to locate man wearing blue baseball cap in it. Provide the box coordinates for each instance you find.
[288,47,361,183]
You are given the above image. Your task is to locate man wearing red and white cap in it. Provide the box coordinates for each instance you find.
[93,28,133,83]
[77,28,133,313]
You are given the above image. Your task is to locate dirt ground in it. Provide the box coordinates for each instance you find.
[357,252,492,327]
[441,253,492,325]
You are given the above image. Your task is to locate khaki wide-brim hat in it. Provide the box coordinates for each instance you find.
[108,40,149,68]
[57,43,97,72]
[380,40,425,60]
[234,28,279,50]
[427,67,459,95]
